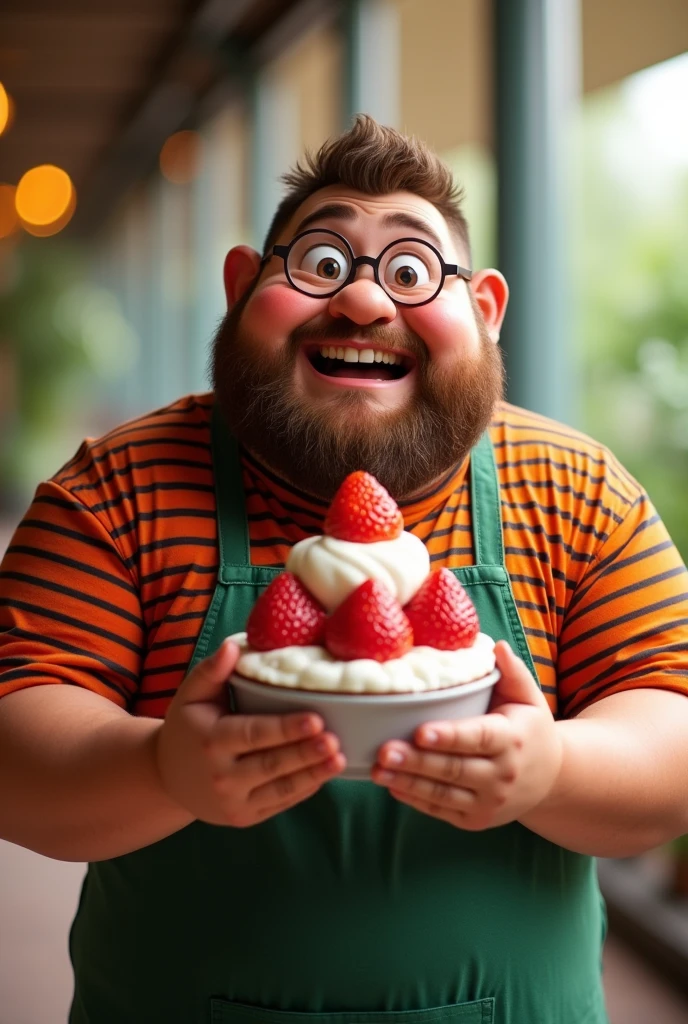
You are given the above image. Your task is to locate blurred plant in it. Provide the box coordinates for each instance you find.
[0,239,139,510]
[576,89,688,559]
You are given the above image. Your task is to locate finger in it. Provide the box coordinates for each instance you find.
[386,787,467,829]
[413,714,513,756]
[375,743,499,790]
[491,641,548,710]
[234,731,341,784]
[373,766,477,814]
[248,751,347,809]
[178,638,240,704]
[212,711,325,756]
[252,783,323,823]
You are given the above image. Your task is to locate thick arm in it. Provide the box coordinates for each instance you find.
[521,686,688,856]
[0,685,192,862]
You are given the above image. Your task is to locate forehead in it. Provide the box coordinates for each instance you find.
[281,185,455,253]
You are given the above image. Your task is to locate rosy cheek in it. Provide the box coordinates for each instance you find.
[243,285,322,342]
[403,299,479,363]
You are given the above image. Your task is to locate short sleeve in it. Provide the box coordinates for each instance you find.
[557,492,688,716]
[0,480,144,708]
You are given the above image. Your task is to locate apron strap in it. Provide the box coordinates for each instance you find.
[469,430,503,567]
[211,402,251,568]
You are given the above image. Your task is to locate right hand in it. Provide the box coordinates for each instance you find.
[156,638,346,827]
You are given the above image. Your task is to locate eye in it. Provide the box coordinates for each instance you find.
[298,244,351,282]
[385,253,431,290]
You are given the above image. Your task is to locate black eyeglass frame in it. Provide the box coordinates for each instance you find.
[260,228,473,308]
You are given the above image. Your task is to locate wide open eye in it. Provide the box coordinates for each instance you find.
[384,253,431,291]
[297,244,351,284]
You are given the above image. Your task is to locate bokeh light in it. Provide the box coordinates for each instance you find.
[159,130,203,184]
[0,184,19,238]
[0,82,14,136]
[15,165,76,236]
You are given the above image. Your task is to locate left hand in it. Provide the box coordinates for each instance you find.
[371,641,563,830]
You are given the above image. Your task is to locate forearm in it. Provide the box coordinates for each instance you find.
[520,689,688,856]
[0,686,193,862]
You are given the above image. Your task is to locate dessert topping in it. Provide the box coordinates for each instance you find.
[325,579,414,662]
[246,572,326,651]
[324,471,403,543]
[404,568,479,650]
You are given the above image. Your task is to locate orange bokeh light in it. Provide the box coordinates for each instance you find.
[0,83,14,137]
[0,184,19,239]
[15,164,76,235]
[159,130,203,185]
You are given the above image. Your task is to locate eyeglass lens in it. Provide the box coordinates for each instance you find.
[285,231,443,303]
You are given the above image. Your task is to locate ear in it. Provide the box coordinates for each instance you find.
[223,246,263,308]
[470,269,509,343]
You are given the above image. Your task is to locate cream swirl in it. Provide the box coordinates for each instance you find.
[231,632,496,693]
[286,530,430,612]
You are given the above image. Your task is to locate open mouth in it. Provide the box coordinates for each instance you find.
[306,344,413,381]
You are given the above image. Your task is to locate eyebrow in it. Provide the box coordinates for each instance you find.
[293,203,446,254]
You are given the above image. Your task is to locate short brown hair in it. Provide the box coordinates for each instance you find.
[263,114,471,262]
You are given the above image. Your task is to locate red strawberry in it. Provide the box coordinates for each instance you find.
[246,572,326,651]
[325,579,413,662]
[324,471,403,543]
[404,569,479,650]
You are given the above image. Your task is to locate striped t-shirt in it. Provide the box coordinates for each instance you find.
[1,392,687,719]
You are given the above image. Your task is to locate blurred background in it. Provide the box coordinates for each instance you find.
[1,1,688,1021]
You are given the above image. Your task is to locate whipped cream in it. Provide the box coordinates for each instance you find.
[286,529,429,612]
[231,631,496,694]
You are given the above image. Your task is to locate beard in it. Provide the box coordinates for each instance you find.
[211,294,504,501]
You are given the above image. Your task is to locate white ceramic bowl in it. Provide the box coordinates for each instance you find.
[229,669,500,781]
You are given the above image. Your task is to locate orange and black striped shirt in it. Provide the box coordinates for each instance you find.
[1,392,687,718]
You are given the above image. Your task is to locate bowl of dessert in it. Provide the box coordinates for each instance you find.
[228,472,499,780]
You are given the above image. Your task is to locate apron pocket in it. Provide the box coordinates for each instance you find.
[210,998,494,1024]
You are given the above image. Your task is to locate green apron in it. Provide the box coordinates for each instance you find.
[69,406,609,1024]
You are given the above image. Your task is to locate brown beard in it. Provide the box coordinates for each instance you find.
[211,293,504,501]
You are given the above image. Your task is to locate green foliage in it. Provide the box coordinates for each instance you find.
[576,92,688,560]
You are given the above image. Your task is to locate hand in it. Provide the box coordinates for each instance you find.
[156,639,346,827]
[371,641,562,830]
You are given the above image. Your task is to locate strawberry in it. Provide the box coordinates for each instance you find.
[246,572,326,651]
[325,579,413,662]
[324,471,403,543]
[404,569,479,650]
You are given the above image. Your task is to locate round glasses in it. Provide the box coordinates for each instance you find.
[265,228,472,307]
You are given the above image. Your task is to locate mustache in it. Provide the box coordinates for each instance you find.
[289,320,429,363]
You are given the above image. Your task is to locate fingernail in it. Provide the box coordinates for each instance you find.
[376,770,396,784]
[300,716,318,735]
[314,738,330,755]
[384,749,404,766]
[423,729,439,745]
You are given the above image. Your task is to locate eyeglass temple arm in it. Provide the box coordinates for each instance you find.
[444,263,473,281]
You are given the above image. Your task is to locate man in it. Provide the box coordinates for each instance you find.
[1,115,687,1024]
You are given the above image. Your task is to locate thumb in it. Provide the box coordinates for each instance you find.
[177,638,240,706]
[490,640,546,711]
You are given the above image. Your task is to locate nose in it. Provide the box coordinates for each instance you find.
[327,277,397,325]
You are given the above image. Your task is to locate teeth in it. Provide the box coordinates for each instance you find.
[317,346,402,365]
